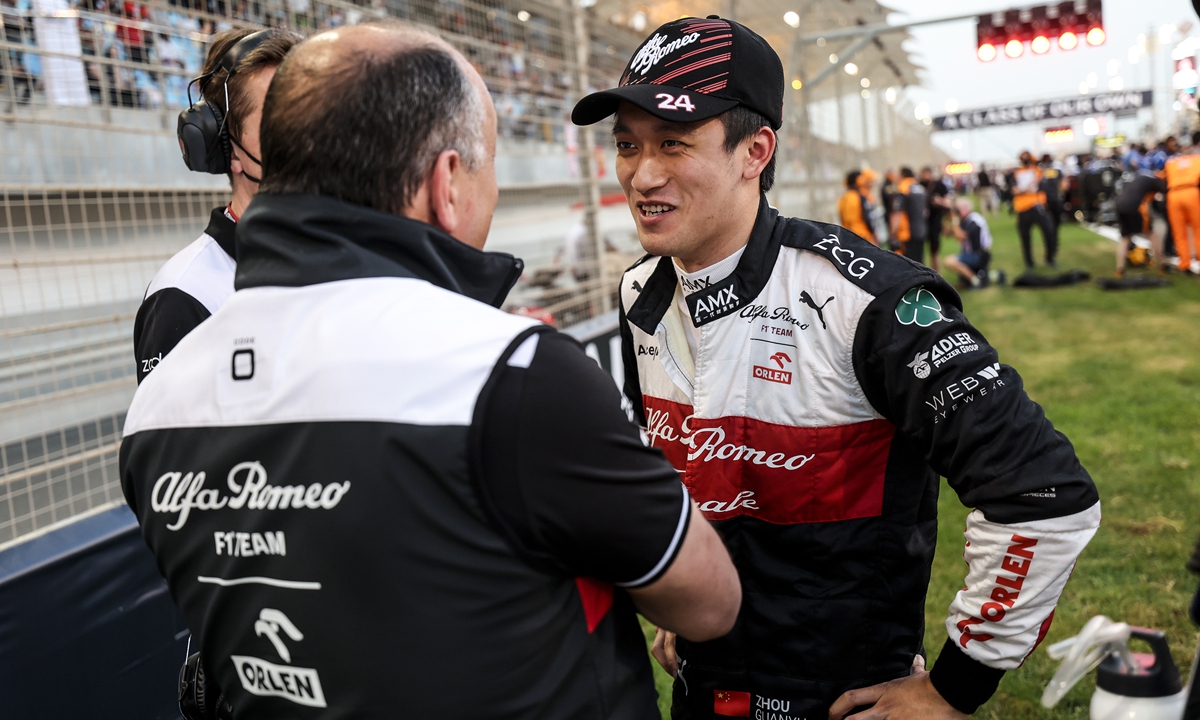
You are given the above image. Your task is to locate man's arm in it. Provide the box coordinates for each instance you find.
[472,329,740,641]
[848,281,1099,716]
[132,288,212,383]
[627,504,740,640]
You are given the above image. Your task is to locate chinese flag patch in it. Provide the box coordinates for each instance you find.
[713,690,751,717]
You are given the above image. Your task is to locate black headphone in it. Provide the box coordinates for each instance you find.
[177,30,274,180]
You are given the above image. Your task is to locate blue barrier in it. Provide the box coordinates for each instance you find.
[0,504,187,720]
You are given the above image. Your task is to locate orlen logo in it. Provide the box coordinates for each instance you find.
[753,352,792,384]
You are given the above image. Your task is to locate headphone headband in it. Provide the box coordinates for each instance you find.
[217,30,274,79]
[177,29,280,177]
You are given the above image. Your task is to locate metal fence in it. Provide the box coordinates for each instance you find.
[0,0,946,547]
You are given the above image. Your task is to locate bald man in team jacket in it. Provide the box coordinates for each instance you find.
[573,15,1100,720]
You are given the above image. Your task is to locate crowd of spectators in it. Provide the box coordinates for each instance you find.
[1,0,615,142]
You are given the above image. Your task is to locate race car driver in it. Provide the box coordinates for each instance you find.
[572,15,1101,720]
[133,28,299,382]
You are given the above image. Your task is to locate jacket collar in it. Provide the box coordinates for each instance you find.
[233,193,523,308]
[204,206,237,261]
[626,194,782,334]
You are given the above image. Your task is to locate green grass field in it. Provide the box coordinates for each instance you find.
[643,212,1200,718]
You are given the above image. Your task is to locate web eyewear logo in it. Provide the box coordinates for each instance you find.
[628,31,701,76]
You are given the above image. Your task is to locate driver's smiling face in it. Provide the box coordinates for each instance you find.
[613,102,744,263]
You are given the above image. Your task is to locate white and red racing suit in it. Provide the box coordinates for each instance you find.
[618,195,1100,718]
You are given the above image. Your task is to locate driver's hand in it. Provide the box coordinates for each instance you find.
[828,670,967,720]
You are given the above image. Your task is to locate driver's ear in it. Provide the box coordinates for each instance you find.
[744,127,776,181]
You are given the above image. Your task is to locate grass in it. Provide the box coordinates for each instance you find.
[642,212,1200,718]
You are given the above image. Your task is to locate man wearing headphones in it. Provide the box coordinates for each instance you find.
[132,28,300,383]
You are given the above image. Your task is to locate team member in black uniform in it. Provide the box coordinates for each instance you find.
[133,29,299,382]
[1039,154,1065,231]
[121,25,740,718]
[891,166,928,263]
[573,16,1099,720]
[922,166,951,273]
[1115,171,1167,277]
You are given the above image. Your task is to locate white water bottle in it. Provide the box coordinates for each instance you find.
[1089,627,1187,720]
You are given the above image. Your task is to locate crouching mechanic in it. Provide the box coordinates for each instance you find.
[573,15,1101,719]
[945,198,993,289]
[133,28,299,382]
[121,24,740,718]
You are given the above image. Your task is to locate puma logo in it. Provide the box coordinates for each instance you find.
[798,291,834,330]
[631,280,644,293]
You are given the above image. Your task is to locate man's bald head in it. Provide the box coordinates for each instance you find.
[258,22,492,216]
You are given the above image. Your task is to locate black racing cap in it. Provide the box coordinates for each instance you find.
[572,16,784,129]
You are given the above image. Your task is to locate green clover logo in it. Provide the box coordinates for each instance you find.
[895,287,951,327]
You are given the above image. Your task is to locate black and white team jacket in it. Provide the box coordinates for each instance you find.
[133,207,237,383]
[618,196,1100,718]
[120,194,692,719]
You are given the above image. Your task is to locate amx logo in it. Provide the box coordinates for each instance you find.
[691,286,739,323]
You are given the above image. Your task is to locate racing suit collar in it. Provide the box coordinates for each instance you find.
[233,193,524,309]
[626,193,781,334]
[204,206,238,262]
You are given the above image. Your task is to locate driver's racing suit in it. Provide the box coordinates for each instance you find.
[618,196,1100,718]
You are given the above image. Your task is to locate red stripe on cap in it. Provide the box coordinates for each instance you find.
[666,41,732,67]
[693,80,729,94]
[653,53,732,85]
[701,33,733,42]
[684,71,729,90]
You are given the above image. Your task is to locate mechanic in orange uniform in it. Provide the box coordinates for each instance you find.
[838,170,876,244]
[858,168,880,245]
[1013,150,1058,269]
[1164,131,1200,275]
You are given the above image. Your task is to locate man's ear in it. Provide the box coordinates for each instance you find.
[743,127,776,182]
[428,149,463,235]
[229,143,245,177]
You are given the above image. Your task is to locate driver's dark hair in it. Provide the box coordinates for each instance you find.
[720,106,776,193]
